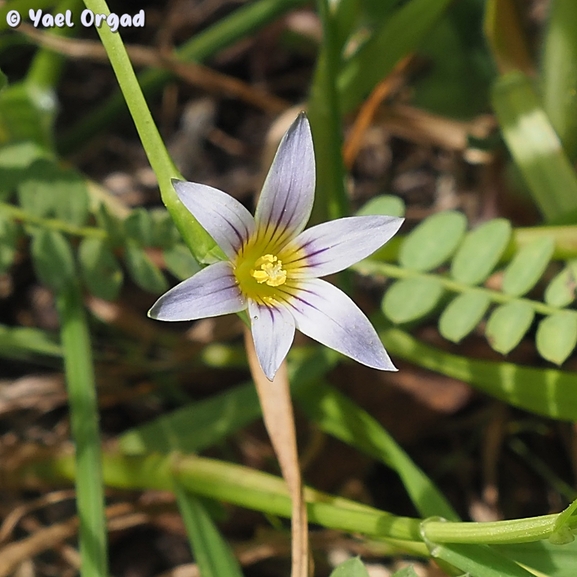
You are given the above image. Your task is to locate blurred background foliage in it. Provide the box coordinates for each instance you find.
[3,0,577,575]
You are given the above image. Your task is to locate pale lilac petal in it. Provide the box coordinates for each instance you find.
[255,113,315,242]
[248,299,295,381]
[148,261,246,321]
[285,216,404,277]
[286,278,396,371]
[173,180,255,260]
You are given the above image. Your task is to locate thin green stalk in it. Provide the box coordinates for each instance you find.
[56,283,107,577]
[59,0,307,154]
[1,201,106,238]
[308,0,349,223]
[9,450,565,546]
[81,0,214,263]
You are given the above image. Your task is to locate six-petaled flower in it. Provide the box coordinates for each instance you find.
[149,113,404,380]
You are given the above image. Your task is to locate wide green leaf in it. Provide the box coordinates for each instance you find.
[79,237,123,301]
[451,218,512,285]
[485,301,534,354]
[545,261,577,307]
[492,71,577,222]
[400,210,466,272]
[31,229,76,293]
[536,311,577,365]
[439,292,491,343]
[502,236,555,296]
[0,141,48,198]
[124,242,167,294]
[382,277,444,324]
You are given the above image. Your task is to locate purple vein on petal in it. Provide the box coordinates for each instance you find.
[255,113,315,240]
[148,261,246,321]
[173,180,255,260]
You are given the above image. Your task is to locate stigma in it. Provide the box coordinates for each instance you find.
[251,254,287,287]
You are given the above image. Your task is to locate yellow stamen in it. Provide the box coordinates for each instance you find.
[250,254,287,287]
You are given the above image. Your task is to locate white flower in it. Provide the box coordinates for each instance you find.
[149,113,403,380]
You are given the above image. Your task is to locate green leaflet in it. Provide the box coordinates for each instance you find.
[163,243,201,281]
[382,277,445,324]
[451,218,512,285]
[502,236,555,296]
[439,292,491,343]
[399,210,466,272]
[79,237,123,301]
[485,301,535,354]
[536,311,577,365]
[31,229,76,293]
[545,261,577,307]
[330,557,370,577]
[356,195,406,218]
[123,241,168,294]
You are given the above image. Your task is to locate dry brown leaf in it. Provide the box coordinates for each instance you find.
[244,328,309,577]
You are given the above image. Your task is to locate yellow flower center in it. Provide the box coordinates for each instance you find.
[251,254,287,287]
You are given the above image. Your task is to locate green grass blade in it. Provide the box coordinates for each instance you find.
[175,484,244,577]
[492,71,577,222]
[57,284,107,577]
[339,0,453,113]
[297,382,460,521]
[381,325,577,421]
[541,0,577,162]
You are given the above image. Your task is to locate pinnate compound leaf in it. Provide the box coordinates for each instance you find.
[356,195,405,218]
[400,210,466,272]
[330,557,369,577]
[536,311,577,365]
[545,261,577,307]
[439,292,491,343]
[124,241,167,294]
[163,244,201,281]
[31,230,75,292]
[382,277,444,324]
[502,236,555,296]
[485,301,534,354]
[79,238,123,301]
[451,218,512,285]
[0,213,18,273]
